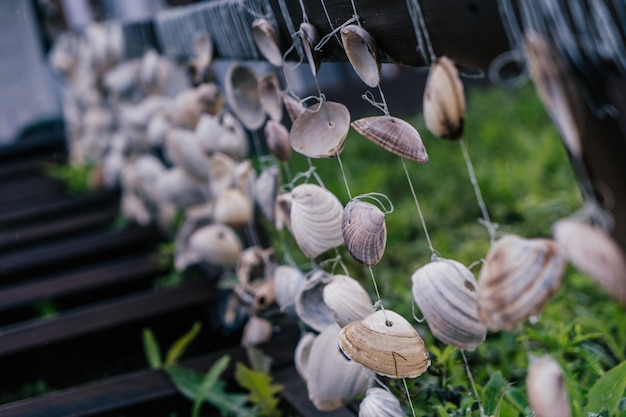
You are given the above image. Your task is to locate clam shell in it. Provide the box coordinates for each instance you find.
[340,25,381,88]
[225,63,265,130]
[275,192,293,233]
[526,356,571,417]
[342,200,387,266]
[283,94,306,123]
[172,83,223,128]
[213,188,254,226]
[258,72,283,121]
[307,324,374,411]
[237,246,275,293]
[300,22,321,76]
[241,316,273,347]
[411,258,486,351]
[338,309,431,379]
[352,116,428,163]
[196,112,248,160]
[295,271,335,332]
[553,219,626,303]
[294,332,316,380]
[423,56,466,140]
[196,83,225,116]
[254,166,281,223]
[264,119,291,161]
[323,275,373,327]
[154,168,205,208]
[274,265,307,316]
[187,224,243,268]
[251,18,283,67]
[290,184,345,259]
[290,101,350,158]
[208,152,236,199]
[359,387,404,417]
[234,159,256,197]
[478,235,567,331]
[188,32,214,85]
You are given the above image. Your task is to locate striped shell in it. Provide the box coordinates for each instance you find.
[251,18,283,67]
[359,387,404,417]
[411,258,486,351]
[526,356,572,417]
[342,200,387,266]
[352,116,428,163]
[289,101,350,158]
[423,56,465,140]
[295,271,335,332]
[323,275,373,327]
[225,63,265,130]
[341,25,380,88]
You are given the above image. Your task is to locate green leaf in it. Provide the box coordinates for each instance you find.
[166,366,204,400]
[235,362,283,417]
[192,356,231,417]
[584,361,626,416]
[165,321,202,366]
[142,328,162,369]
[482,371,509,416]
[203,390,256,417]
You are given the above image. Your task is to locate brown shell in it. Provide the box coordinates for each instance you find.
[224,63,265,130]
[352,116,428,163]
[251,18,282,67]
[264,119,291,162]
[283,94,306,123]
[289,101,350,158]
[300,22,322,76]
[340,25,380,88]
[526,356,572,417]
[258,72,283,121]
[342,200,387,266]
[423,56,465,140]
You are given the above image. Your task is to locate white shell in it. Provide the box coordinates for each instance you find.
[155,168,205,208]
[213,188,254,226]
[340,25,380,88]
[164,128,209,182]
[289,101,350,158]
[241,316,273,347]
[208,152,236,199]
[294,332,316,380]
[299,22,321,76]
[187,224,243,268]
[234,159,257,197]
[526,356,571,417]
[274,265,307,316]
[323,275,373,327]
[264,120,291,162]
[251,18,283,67]
[196,112,248,160]
[295,271,335,332]
[358,387,404,417]
[254,166,281,224]
[283,94,306,123]
[225,63,265,130]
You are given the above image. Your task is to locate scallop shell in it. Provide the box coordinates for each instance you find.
[526,356,571,417]
[553,219,626,303]
[274,265,307,316]
[478,235,567,331]
[359,387,404,417]
[352,116,428,163]
[323,275,373,327]
[338,309,430,379]
[340,25,381,88]
[213,188,254,226]
[290,184,345,259]
[423,56,465,140]
[289,101,350,158]
[225,63,265,130]
[342,200,387,266]
[300,22,321,75]
[258,72,283,121]
[208,152,236,199]
[411,258,486,351]
[254,166,281,223]
[251,18,283,67]
[264,119,291,162]
[294,332,316,380]
[307,324,374,411]
[283,94,306,123]
[294,270,335,332]
[187,224,243,268]
[241,316,273,347]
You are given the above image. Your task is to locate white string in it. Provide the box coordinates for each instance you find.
[368,266,388,322]
[336,152,352,199]
[405,0,436,64]
[402,378,417,417]
[313,16,358,52]
[350,192,395,215]
[460,350,486,417]
[319,0,343,46]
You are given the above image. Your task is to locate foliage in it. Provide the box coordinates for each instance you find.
[235,362,283,417]
[45,163,94,194]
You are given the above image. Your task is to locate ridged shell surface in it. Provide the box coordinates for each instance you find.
[323,275,373,327]
[264,119,291,161]
[251,18,283,67]
[352,116,428,163]
[526,356,571,417]
[340,25,380,88]
[290,101,350,158]
[295,271,335,332]
[188,224,243,268]
[358,387,404,417]
[338,310,431,379]
[225,63,265,130]
[342,200,387,266]
[411,259,486,351]
[423,56,465,140]
[478,235,566,331]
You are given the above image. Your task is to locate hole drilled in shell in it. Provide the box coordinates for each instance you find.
[289,101,351,158]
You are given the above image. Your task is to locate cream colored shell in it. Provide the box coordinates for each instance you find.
[358,387,404,417]
[352,116,428,163]
[526,356,571,417]
[323,275,373,327]
[289,101,351,158]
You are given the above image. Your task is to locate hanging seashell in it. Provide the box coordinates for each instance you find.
[254,166,281,223]
[251,18,283,67]
[225,63,266,130]
[340,25,381,88]
[423,56,466,140]
[253,279,276,311]
[411,258,486,351]
[234,159,256,197]
[295,271,335,332]
[338,309,430,379]
[213,188,254,227]
[342,200,387,266]
[171,83,223,129]
[154,168,205,209]
[241,316,273,347]
[208,152,236,199]
[478,235,567,331]
[307,324,374,411]
[290,101,350,158]
[147,113,172,147]
[323,275,373,327]
[196,113,248,160]
[274,265,307,316]
[283,94,306,123]
[299,22,321,76]
[526,356,572,417]
[237,246,275,293]
[264,120,291,162]
[290,184,345,259]
[258,72,283,121]
[164,128,210,183]
[359,387,404,417]
[275,192,293,233]
[188,31,214,85]
[187,224,243,268]
[553,219,626,303]
[352,116,428,163]
[294,332,316,380]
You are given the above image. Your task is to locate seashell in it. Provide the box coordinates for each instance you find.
[253,279,276,311]
[103,60,139,96]
[299,22,322,76]
[359,387,404,417]
[341,25,381,88]
[294,332,316,380]
[478,235,567,331]
[264,120,291,162]
[213,188,254,226]
[188,31,214,85]
[196,83,225,116]
[290,101,350,158]
[164,128,209,182]
[411,258,486,351]
[352,116,428,163]
[254,166,281,223]
[290,184,345,259]
[241,316,273,347]
[258,72,283,121]
[283,94,306,123]
[172,84,223,129]
[553,219,626,303]
[526,356,571,417]
[155,168,205,208]
[295,271,335,332]
[146,113,172,147]
[237,246,275,293]
[225,63,266,130]
[342,200,387,266]
[275,192,293,233]
[323,275,373,327]
[187,224,243,268]
[338,309,430,378]
[139,49,170,94]
[121,191,151,226]
[208,152,236,199]
[274,265,307,316]
[196,112,248,160]
[423,56,465,140]
[251,18,283,67]
[307,324,374,411]
[234,159,256,197]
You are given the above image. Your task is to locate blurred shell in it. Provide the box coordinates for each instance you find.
[411,258,486,351]
[196,83,225,116]
[290,101,350,158]
[188,224,243,267]
[225,63,266,130]
[359,387,404,417]
[307,324,374,411]
[338,309,430,379]
[251,18,283,67]
[254,166,281,223]
[155,168,205,208]
[234,159,256,197]
[103,60,139,96]
[342,200,387,266]
[553,219,626,303]
[295,271,335,332]
[323,275,373,327]
[423,56,465,140]
[526,356,571,417]
[258,72,283,121]
[253,279,276,311]
[274,265,307,316]
[352,116,428,163]
[290,184,344,259]
[294,332,316,380]
[172,84,223,129]
[188,32,214,85]
[341,25,381,88]
[147,113,171,147]
[208,152,236,199]
[241,316,272,347]
[196,112,248,160]
[139,49,170,93]
[265,120,291,161]
[283,94,306,123]
[300,22,321,75]
[275,192,293,233]
[213,188,254,226]
[478,235,566,331]
[121,191,151,226]
[164,128,209,182]
[237,246,275,292]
